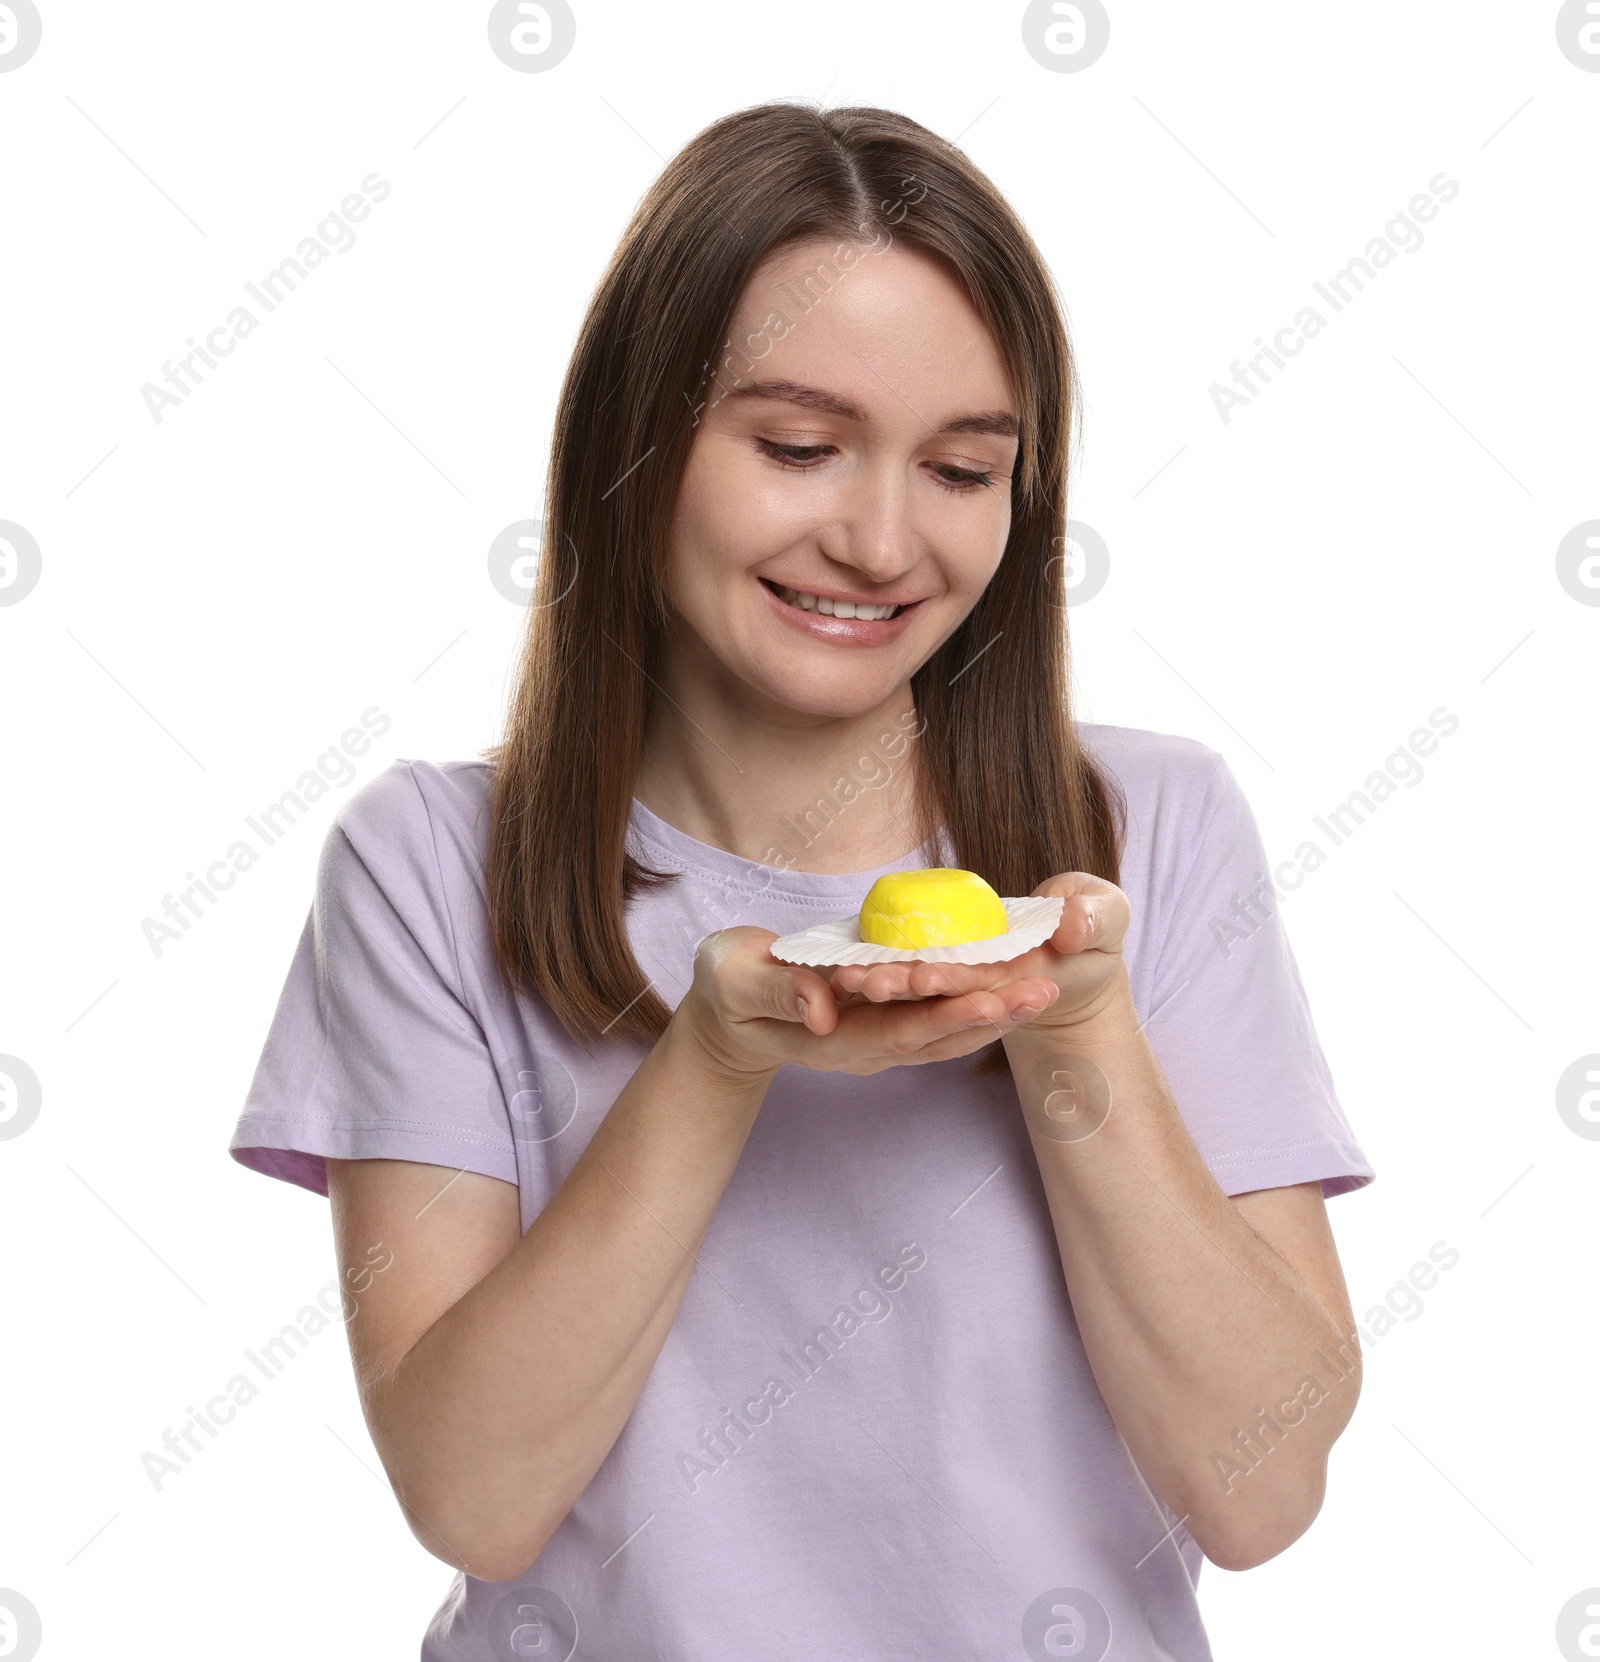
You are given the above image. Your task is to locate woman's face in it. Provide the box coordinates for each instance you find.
[661,238,1020,721]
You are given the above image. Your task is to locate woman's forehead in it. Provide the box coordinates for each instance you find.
[719,244,1017,424]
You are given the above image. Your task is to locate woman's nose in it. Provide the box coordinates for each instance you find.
[828,464,919,583]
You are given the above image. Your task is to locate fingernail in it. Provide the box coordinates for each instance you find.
[795,996,811,1025]
[963,1015,993,1029]
[1013,1004,1042,1020]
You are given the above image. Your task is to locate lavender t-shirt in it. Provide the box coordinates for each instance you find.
[229,722,1374,1662]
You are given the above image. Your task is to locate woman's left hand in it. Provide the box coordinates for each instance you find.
[824,873,1132,1035]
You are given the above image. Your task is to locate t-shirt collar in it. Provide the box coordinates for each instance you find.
[625,795,952,901]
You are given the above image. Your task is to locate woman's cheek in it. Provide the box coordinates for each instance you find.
[952,536,1008,608]
[739,492,803,546]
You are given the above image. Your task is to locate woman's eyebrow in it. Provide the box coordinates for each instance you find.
[722,377,859,418]
[942,409,1021,438]
[722,377,1019,438]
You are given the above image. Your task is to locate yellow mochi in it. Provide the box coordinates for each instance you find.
[858,868,1008,950]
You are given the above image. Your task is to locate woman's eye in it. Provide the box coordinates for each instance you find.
[929,463,997,493]
[755,438,834,470]
[755,438,998,493]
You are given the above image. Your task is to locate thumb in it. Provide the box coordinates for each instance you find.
[761,962,835,1031]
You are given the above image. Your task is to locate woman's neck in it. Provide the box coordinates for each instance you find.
[632,648,931,876]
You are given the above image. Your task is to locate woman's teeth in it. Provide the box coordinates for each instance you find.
[773,583,900,620]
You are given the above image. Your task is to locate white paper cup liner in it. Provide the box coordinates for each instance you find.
[769,894,1065,967]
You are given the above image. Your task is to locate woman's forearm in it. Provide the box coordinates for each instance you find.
[370,1011,773,1582]
[1002,969,1360,1571]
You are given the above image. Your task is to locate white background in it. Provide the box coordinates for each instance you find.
[1,2,1596,1657]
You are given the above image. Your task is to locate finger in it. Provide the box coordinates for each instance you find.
[1033,874,1129,956]
[860,974,1060,1050]
[765,965,838,1030]
[827,963,876,998]
[883,985,1010,1045]
[915,978,1059,1048]
[760,979,1007,1068]
[1050,893,1100,954]
[1004,977,1063,1019]
[893,961,1046,1005]
[856,962,928,1002]
[832,957,1037,1004]
[824,962,937,1003]
[857,979,1064,1069]
[707,929,837,1029]
[945,977,1060,1030]
[905,958,1025,998]
[741,972,1061,1072]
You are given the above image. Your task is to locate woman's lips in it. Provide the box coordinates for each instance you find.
[758,577,921,644]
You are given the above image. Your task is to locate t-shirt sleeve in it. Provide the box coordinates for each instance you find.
[227,760,518,1198]
[1141,753,1375,1200]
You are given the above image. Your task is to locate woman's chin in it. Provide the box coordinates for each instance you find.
[740,665,908,724]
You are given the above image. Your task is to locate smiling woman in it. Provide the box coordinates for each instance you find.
[229,98,1375,1662]
[489,104,1116,1064]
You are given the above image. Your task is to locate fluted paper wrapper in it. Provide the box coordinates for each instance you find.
[768,895,1065,967]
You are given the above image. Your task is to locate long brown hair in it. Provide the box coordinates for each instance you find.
[483,100,1125,1075]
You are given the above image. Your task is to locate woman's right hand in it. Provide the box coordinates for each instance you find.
[672,926,1062,1080]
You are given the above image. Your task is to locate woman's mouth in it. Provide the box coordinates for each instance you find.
[758,577,921,643]
[765,579,903,620]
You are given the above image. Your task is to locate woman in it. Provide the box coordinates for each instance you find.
[229,101,1375,1661]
